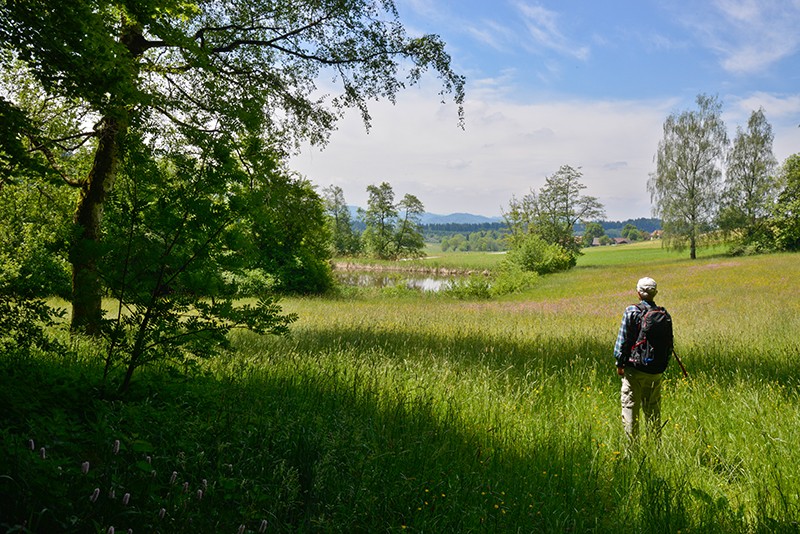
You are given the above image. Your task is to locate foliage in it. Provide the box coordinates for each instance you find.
[719,108,779,250]
[394,193,426,258]
[322,185,361,256]
[361,182,426,259]
[505,165,604,268]
[620,223,643,241]
[489,260,539,296]
[360,182,397,259]
[770,153,800,251]
[649,94,728,259]
[582,221,606,247]
[0,181,72,299]
[0,0,465,335]
[506,233,575,275]
[99,133,297,393]
[440,230,506,252]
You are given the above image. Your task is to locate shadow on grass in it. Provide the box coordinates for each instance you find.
[2,316,795,532]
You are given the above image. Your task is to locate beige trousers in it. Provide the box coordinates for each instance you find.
[621,367,663,440]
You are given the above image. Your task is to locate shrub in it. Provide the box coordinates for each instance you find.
[507,234,575,274]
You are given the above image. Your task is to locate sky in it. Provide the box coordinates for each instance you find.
[289,0,800,221]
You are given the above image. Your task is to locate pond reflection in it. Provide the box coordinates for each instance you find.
[336,272,454,292]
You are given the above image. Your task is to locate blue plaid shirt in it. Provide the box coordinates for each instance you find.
[613,300,656,367]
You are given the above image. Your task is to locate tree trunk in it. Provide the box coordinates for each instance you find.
[70,115,126,335]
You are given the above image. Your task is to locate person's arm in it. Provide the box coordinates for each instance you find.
[613,306,635,373]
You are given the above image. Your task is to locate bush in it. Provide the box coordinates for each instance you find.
[490,261,540,296]
[507,234,575,274]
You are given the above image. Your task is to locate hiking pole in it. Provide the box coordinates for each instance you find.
[673,349,688,378]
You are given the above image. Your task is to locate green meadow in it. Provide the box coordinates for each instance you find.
[3,241,800,532]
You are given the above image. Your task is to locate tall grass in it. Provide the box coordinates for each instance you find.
[2,245,799,532]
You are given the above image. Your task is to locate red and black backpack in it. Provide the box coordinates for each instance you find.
[629,303,674,374]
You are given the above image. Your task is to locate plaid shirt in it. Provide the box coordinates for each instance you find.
[613,300,656,366]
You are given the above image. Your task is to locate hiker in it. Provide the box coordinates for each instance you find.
[613,277,673,441]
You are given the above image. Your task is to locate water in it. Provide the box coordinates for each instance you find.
[336,271,454,292]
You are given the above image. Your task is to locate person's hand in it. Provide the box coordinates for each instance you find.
[616,366,625,376]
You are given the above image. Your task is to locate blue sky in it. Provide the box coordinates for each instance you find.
[290,0,800,221]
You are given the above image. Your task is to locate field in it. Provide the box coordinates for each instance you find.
[2,242,800,532]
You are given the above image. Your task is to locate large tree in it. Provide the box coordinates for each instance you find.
[771,153,800,251]
[0,0,464,335]
[648,94,728,259]
[393,193,426,258]
[505,165,604,261]
[719,108,778,243]
[323,185,361,256]
[361,181,398,259]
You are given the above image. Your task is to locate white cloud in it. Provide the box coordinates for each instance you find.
[290,83,675,220]
[513,1,591,60]
[680,0,800,74]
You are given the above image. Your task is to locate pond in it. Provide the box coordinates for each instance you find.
[335,271,457,292]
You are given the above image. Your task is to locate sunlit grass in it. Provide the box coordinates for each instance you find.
[5,245,800,532]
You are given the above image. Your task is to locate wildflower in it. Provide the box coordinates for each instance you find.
[183,481,189,493]
[202,478,208,490]
[196,489,203,501]
[109,488,115,499]
[146,455,152,464]
[81,461,90,474]
[258,519,268,533]
[107,528,114,534]
[28,439,35,451]
[169,471,177,484]
[113,440,120,455]
[39,447,46,460]
[237,525,245,534]
[158,508,166,520]
[122,493,130,506]
[90,488,100,503]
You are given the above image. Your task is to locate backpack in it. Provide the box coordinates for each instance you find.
[629,303,673,374]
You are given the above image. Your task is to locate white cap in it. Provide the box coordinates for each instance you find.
[637,277,658,297]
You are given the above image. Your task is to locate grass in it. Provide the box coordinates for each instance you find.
[2,244,800,532]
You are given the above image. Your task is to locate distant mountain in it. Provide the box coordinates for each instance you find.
[347,206,503,225]
[420,212,504,225]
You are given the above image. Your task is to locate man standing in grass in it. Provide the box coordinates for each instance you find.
[614,277,673,442]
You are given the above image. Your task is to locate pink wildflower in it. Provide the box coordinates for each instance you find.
[28,439,35,451]
[169,471,177,484]
[90,488,100,503]
[113,440,120,455]
[196,489,203,500]
[39,447,46,460]
[158,508,166,520]
[259,519,268,533]
[81,461,90,474]
[122,493,130,506]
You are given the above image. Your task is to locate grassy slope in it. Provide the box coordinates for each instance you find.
[2,243,799,532]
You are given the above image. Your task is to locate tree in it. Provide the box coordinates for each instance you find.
[771,154,800,251]
[649,94,728,259]
[100,133,297,393]
[323,185,360,256]
[504,165,605,269]
[621,223,642,241]
[719,108,778,246]
[582,221,605,247]
[0,0,465,335]
[361,182,398,259]
[393,193,426,258]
